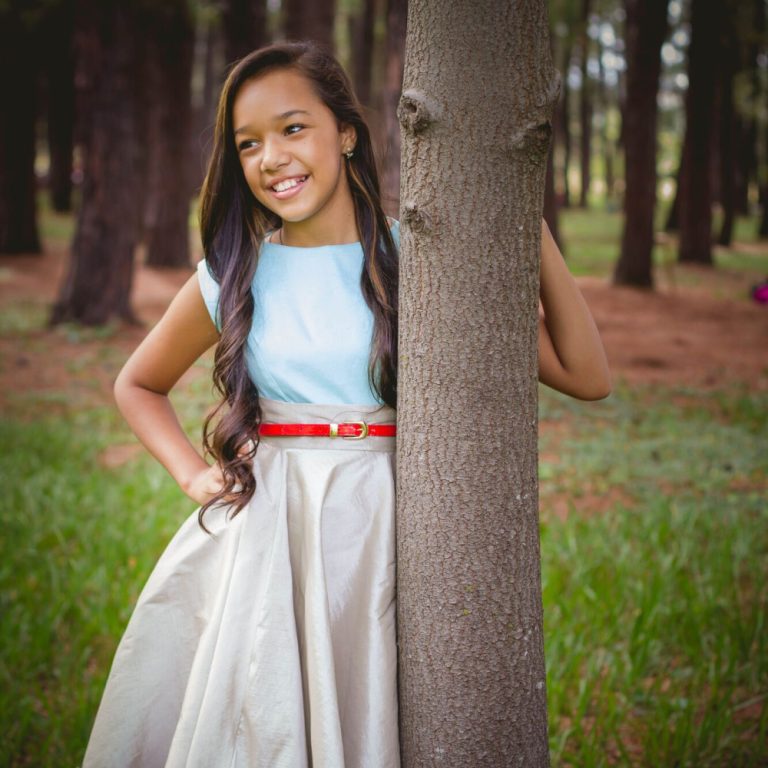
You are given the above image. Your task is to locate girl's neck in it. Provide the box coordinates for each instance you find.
[277,184,359,247]
[277,219,360,247]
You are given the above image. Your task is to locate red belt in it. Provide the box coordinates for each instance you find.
[258,421,396,440]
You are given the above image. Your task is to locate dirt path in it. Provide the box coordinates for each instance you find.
[1,239,766,416]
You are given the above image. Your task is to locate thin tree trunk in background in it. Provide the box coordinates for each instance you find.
[560,40,573,207]
[596,16,615,204]
[350,0,376,106]
[736,114,756,217]
[717,14,737,247]
[0,8,41,254]
[191,13,222,193]
[380,0,407,216]
[223,0,267,70]
[614,0,668,287]
[283,0,335,49]
[678,0,721,265]
[753,0,768,235]
[143,1,195,269]
[397,0,555,762]
[42,2,76,214]
[578,0,592,207]
[664,157,681,231]
[51,2,141,325]
[760,114,768,236]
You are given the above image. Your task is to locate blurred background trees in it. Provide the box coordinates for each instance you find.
[1,0,768,321]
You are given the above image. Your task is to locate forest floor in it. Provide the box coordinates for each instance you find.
[1,209,767,766]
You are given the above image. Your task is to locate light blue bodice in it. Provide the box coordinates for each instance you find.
[197,220,399,405]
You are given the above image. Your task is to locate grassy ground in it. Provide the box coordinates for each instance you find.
[1,207,767,765]
[540,383,767,766]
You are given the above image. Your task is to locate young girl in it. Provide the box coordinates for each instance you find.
[83,41,610,768]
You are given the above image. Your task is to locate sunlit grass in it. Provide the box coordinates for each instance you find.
[557,206,768,285]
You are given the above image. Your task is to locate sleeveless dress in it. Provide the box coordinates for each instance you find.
[82,221,401,768]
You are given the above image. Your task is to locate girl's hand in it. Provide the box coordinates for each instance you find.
[183,463,227,506]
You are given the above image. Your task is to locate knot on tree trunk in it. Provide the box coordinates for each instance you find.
[401,202,433,234]
[397,89,439,134]
[509,120,553,163]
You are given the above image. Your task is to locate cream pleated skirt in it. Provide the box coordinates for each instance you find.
[83,397,399,768]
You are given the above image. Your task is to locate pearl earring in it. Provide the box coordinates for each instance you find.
[344,148,354,159]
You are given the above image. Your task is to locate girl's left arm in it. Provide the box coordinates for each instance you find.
[538,218,611,400]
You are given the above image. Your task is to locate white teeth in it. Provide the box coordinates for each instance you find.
[273,176,306,192]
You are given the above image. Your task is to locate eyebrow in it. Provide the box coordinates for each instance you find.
[234,110,311,135]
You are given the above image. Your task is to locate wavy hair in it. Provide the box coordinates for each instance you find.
[196,41,398,532]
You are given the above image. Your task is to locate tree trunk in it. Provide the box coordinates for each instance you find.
[222,0,267,70]
[350,0,376,106]
[678,0,721,265]
[380,0,407,216]
[283,0,336,49]
[664,156,681,231]
[596,13,615,204]
[578,0,592,207]
[397,1,555,763]
[142,1,195,269]
[190,12,222,194]
[717,15,737,247]
[42,2,76,214]
[51,1,142,325]
[0,8,41,254]
[613,0,669,287]
[559,39,572,207]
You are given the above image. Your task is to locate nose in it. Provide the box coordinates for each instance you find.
[260,135,290,173]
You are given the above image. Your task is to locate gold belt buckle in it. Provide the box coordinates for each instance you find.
[342,421,369,440]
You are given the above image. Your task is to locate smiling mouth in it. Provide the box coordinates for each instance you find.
[270,175,308,194]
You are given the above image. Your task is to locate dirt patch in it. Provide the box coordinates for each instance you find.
[1,237,766,414]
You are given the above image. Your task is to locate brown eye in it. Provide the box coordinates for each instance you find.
[238,139,260,152]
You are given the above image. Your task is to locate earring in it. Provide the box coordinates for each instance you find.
[344,148,354,159]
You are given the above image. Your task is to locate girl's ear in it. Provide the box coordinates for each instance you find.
[340,122,357,152]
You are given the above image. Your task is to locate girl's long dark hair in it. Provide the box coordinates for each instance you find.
[197,41,398,532]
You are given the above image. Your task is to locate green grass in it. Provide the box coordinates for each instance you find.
[558,206,768,284]
[0,368,217,766]
[540,384,768,766]
[2,385,765,765]
[1,205,767,764]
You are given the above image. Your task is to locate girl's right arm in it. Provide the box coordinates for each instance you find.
[113,275,224,505]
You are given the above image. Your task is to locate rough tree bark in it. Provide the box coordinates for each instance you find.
[51,1,142,325]
[613,0,669,287]
[283,0,335,49]
[0,7,41,254]
[397,1,556,764]
[222,0,267,69]
[142,0,195,268]
[380,0,407,216]
[678,0,721,265]
[543,19,561,247]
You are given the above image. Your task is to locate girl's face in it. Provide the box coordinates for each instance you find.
[232,68,356,235]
